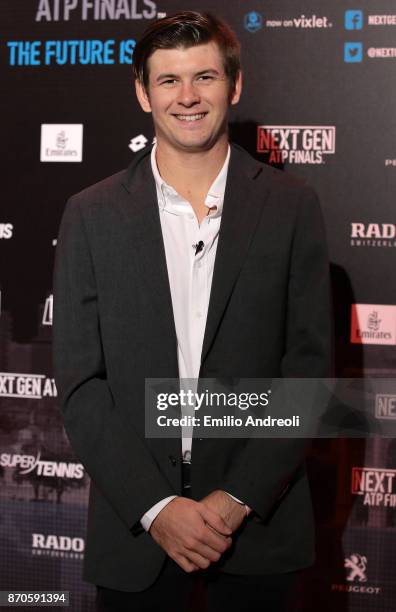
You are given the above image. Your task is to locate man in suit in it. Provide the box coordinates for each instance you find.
[53,11,331,612]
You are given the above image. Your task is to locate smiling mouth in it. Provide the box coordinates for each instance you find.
[173,112,208,122]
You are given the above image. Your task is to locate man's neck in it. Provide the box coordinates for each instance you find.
[155,138,229,198]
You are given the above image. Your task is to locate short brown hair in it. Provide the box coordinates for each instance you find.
[133,11,241,92]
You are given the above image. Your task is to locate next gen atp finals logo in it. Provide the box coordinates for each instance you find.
[257,125,336,164]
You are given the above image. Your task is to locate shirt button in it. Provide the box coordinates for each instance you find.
[188,214,194,220]
[196,312,202,318]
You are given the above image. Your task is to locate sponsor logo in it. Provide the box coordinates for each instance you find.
[368,15,396,26]
[0,373,57,398]
[42,295,53,326]
[345,553,367,582]
[345,10,363,30]
[40,124,83,162]
[331,554,381,594]
[0,223,13,239]
[244,12,262,33]
[351,467,396,507]
[344,42,363,63]
[32,533,84,559]
[257,125,335,165]
[350,222,396,247]
[35,0,159,21]
[376,394,396,419]
[56,130,67,148]
[128,134,148,152]
[385,159,396,167]
[368,311,381,332]
[350,304,396,345]
[0,453,84,480]
[265,15,332,29]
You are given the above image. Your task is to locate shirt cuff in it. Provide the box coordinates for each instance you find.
[140,495,178,532]
[224,491,252,516]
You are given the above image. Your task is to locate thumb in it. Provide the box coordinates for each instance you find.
[199,504,233,536]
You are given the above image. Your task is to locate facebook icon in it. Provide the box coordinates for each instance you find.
[345,10,363,30]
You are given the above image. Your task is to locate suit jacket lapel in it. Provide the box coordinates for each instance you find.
[200,145,271,367]
[120,148,178,363]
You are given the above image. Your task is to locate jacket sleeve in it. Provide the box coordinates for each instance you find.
[220,185,332,520]
[52,196,176,532]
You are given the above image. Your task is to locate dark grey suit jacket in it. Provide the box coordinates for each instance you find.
[52,143,331,592]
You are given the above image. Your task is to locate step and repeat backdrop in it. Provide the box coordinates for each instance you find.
[1,1,396,610]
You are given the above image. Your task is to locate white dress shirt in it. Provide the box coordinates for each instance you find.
[140,144,247,531]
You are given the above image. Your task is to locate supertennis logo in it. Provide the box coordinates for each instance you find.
[257,125,336,164]
[0,453,84,480]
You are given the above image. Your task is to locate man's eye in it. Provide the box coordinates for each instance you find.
[161,79,177,86]
[197,75,214,81]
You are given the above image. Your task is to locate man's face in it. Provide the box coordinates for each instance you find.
[135,41,241,153]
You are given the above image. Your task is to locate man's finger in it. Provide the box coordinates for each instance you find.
[199,503,233,536]
[183,550,211,571]
[201,525,232,554]
[173,554,200,573]
[205,522,230,539]
[191,541,223,563]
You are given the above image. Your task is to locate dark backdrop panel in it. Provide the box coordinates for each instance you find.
[1,1,395,610]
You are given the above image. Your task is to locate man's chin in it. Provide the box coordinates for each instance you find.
[168,135,224,154]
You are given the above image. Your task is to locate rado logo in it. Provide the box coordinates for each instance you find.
[32,534,84,552]
[351,223,396,239]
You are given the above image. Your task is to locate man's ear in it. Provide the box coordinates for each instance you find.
[230,70,242,106]
[135,79,152,113]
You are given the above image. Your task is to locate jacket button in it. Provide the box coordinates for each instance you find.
[168,455,177,466]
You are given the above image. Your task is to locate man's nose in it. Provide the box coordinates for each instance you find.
[176,81,200,106]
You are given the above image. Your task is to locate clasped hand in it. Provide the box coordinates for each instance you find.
[149,490,247,573]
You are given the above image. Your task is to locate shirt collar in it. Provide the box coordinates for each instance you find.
[150,142,230,217]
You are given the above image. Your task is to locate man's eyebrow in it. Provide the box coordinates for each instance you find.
[155,68,221,82]
[195,69,221,76]
[155,73,178,82]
